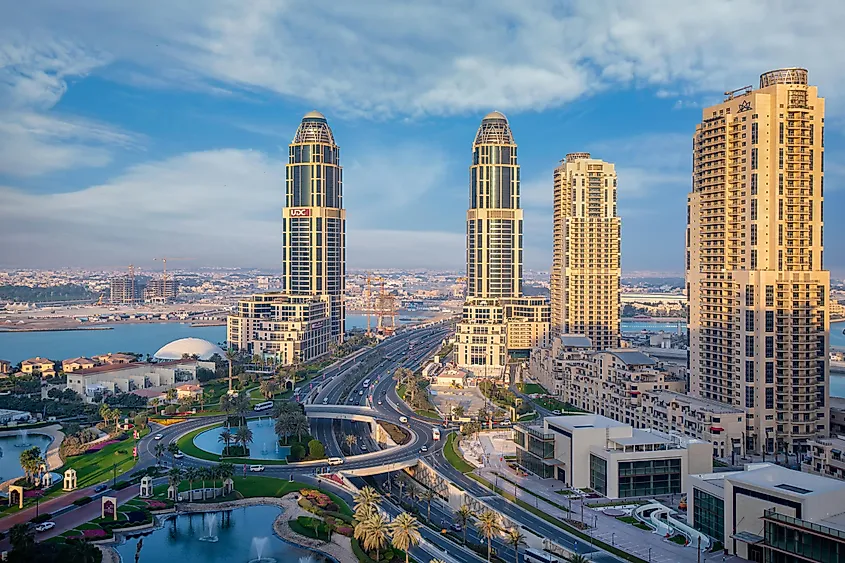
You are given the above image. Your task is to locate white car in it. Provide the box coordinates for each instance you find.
[360,444,368,451]
[249,465,265,472]
[377,400,383,405]
[154,434,163,440]
[420,445,428,453]
[173,452,184,459]
[35,522,56,532]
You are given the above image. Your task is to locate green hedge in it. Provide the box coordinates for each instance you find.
[113,481,131,490]
[31,513,53,524]
[73,496,93,506]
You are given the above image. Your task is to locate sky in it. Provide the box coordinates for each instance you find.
[1,1,845,277]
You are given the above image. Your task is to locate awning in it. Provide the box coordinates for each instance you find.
[832,449,842,455]
[710,426,724,432]
[731,531,764,544]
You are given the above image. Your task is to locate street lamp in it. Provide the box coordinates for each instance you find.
[113,462,117,487]
[611,532,615,547]
[648,547,652,562]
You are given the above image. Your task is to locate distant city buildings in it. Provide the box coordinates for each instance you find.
[227,111,345,364]
[455,112,550,377]
[551,154,621,349]
[143,278,179,303]
[687,68,829,456]
[109,274,143,305]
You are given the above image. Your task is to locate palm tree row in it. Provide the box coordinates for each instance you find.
[352,486,421,563]
[168,463,235,500]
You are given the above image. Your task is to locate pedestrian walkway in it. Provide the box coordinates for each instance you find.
[471,432,742,563]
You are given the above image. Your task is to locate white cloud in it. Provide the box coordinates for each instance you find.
[3,1,844,118]
[0,146,464,269]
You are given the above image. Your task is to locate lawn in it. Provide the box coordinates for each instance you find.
[443,433,475,473]
[535,396,583,413]
[62,427,150,488]
[518,382,548,395]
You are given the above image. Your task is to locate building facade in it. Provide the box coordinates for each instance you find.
[21,357,56,378]
[66,359,200,399]
[687,68,829,455]
[802,437,845,481]
[688,463,845,561]
[62,357,95,373]
[226,292,332,364]
[283,110,345,343]
[513,414,713,498]
[551,154,621,349]
[144,278,179,303]
[109,275,144,305]
[456,112,549,377]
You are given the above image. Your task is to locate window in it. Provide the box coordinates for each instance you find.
[765,336,774,358]
[779,148,784,169]
[778,173,783,195]
[746,387,755,408]
[746,360,754,383]
[746,310,755,331]
[750,173,758,195]
[751,250,757,269]
[617,459,681,498]
[745,285,755,307]
[751,122,758,144]
[746,335,755,354]
[779,122,784,143]
[766,285,774,307]
[751,199,757,220]
[766,362,774,384]
[751,148,758,170]
[751,224,757,245]
[766,388,774,409]
[590,454,607,496]
[693,488,725,543]
[765,310,774,332]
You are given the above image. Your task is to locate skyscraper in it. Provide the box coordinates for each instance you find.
[687,69,829,456]
[456,112,549,375]
[283,110,346,343]
[551,153,621,349]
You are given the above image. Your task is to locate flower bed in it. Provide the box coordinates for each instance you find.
[300,489,338,512]
[24,489,44,498]
[83,529,109,539]
[85,440,118,454]
[144,500,169,510]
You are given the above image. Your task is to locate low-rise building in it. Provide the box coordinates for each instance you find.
[431,366,472,388]
[831,397,845,435]
[802,437,845,481]
[62,357,96,373]
[175,383,202,400]
[0,359,11,375]
[0,409,33,425]
[687,463,845,560]
[92,353,136,365]
[227,292,332,365]
[21,357,56,377]
[66,360,200,399]
[513,414,712,498]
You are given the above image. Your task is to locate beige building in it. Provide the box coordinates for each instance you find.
[455,112,550,377]
[21,357,56,377]
[227,292,332,364]
[66,359,200,399]
[514,414,712,497]
[802,436,845,481]
[688,463,845,560]
[62,357,95,373]
[92,353,136,365]
[687,68,829,455]
[551,153,621,350]
[283,111,345,343]
[831,397,845,434]
[0,359,10,375]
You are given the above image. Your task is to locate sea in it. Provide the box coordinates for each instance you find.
[1,317,844,396]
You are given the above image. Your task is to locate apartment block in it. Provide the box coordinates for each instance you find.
[227,292,331,364]
[803,437,845,481]
[551,154,621,349]
[687,68,829,455]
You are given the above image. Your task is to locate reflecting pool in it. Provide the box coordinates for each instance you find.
[193,418,291,460]
[115,505,333,563]
[0,432,54,482]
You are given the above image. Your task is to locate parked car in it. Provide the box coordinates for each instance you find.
[249,465,265,472]
[35,522,56,532]
[154,434,163,440]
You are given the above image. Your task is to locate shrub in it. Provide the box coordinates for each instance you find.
[31,513,53,524]
[73,496,93,506]
[306,439,325,459]
[289,443,306,461]
[298,497,316,514]
[82,529,109,539]
[113,481,131,490]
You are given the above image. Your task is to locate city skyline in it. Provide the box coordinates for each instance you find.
[1,2,845,275]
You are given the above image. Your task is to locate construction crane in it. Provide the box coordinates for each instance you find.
[365,274,397,336]
[154,257,192,282]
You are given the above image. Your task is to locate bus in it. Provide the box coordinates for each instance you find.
[524,548,565,563]
[253,401,273,412]
[432,428,441,441]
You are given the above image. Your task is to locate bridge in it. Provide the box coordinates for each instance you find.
[304,404,389,423]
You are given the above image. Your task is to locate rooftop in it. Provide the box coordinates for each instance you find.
[606,350,657,366]
[646,390,745,414]
[613,430,673,446]
[74,359,195,376]
[546,414,628,432]
[559,334,593,349]
[729,463,845,498]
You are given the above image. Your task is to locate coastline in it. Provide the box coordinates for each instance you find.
[0,326,114,333]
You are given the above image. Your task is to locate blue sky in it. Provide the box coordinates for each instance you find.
[1,0,844,276]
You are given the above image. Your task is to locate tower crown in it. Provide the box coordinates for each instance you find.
[474,111,514,145]
[293,111,334,145]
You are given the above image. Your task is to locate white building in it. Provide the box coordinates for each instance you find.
[66,359,204,399]
[688,463,845,560]
[514,414,712,498]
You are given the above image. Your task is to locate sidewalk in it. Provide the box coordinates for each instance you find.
[469,433,742,563]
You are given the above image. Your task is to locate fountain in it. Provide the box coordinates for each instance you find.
[17,429,30,448]
[274,443,279,454]
[298,557,316,563]
[248,537,276,563]
[198,513,219,542]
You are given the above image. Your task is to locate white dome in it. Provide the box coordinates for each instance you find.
[154,338,225,361]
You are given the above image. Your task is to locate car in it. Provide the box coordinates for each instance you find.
[358,390,364,395]
[173,452,184,459]
[154,434,163,440]
[249,465,265,472]
[94,484,108,493]
[451,522,463,532]
[322,398,329,404]
[377,400,383,405]
[360,444,368,451]
[552,409,562,415]
[35,522,56,532]
[420,445,428,452]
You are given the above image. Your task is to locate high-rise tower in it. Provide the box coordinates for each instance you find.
[283,110,346,343]
[687,69,829,456]
[456,112,549,376]
[551,154,621,349]
[467,111,523,299]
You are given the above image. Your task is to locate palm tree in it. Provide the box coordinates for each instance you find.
[259,380,275,399]
[99,403,111,427]
[419,489,434,523]
[567,555,590,563]
[456,504,473,545]
[167,442,179,456]
[477,509,502,562]
[154,442,165,466]
[344,434,357,454]
[165,388,178,403]
[452,404,465,420]
[353,485,382,521]
[234,393,251,423]
[199,389,211,412]
[198,467,208,498]
[354,513,389,562]
[184,467,198,500]
[390,512,422,563]
[505,528,526,563]
[290,413,310,443]
[219,394,233,418]
[19,446,43,485]
[225,348,237,392]
[209,465,221,498]
[274,412,294,445]
[235,425,254,454]
[219,428,233,456]
[8,522,35,554]
[168,466,183,491]
[218,462,234,486]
